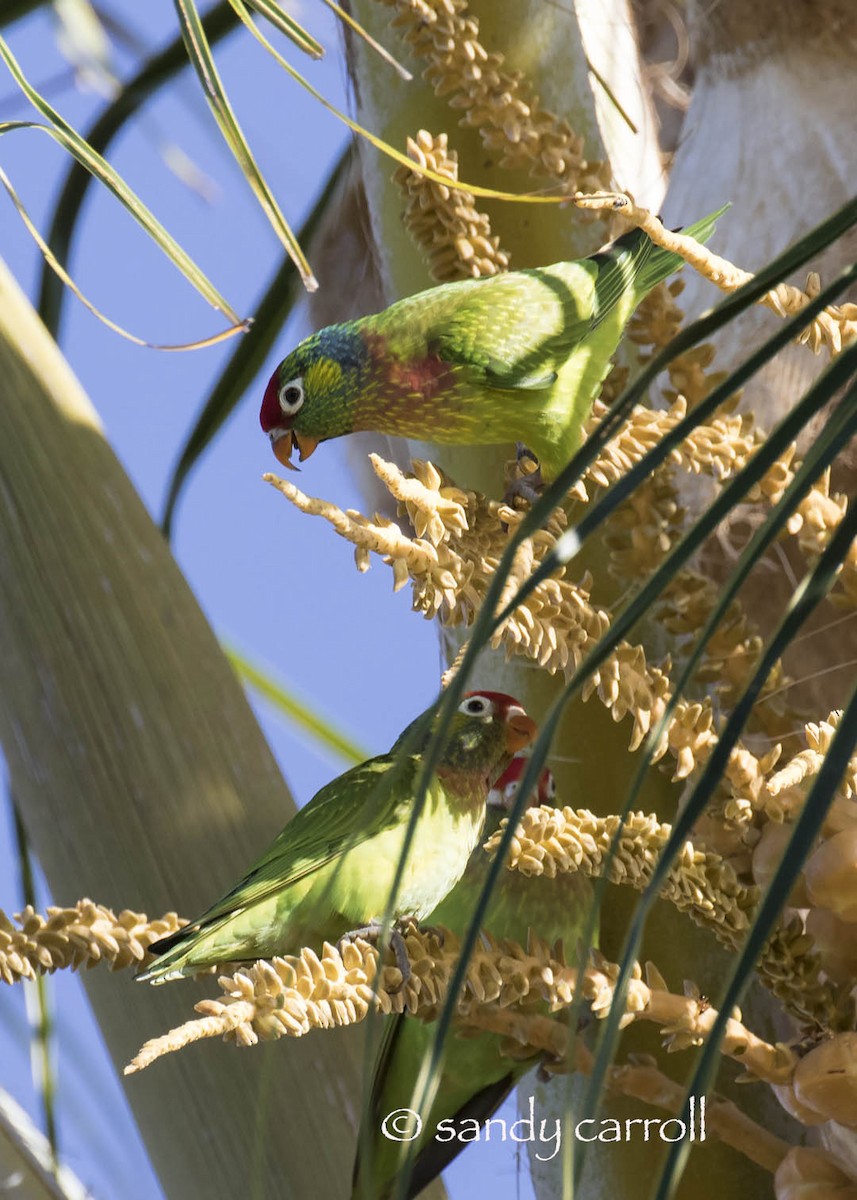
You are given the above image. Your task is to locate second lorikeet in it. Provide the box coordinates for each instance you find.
[352,755,592,1200]
[138,691,536,984]
[261,210,724,481]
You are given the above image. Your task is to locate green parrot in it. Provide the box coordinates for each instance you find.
[138,691,536,984]
[352,754,591,1200]
[260,211,724,482]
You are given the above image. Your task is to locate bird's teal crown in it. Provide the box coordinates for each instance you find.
[260,324,370,441]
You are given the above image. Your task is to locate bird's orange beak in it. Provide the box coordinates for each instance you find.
[294,432,320,463]
[505,711,537,754]
[271,430,298,471]
[270,431,320,471]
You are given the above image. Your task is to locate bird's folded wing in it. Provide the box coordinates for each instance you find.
[180,754,418,930]
[428,263,599,390]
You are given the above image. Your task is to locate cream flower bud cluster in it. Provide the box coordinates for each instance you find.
[0,900,184,983]
[395,130,510,281]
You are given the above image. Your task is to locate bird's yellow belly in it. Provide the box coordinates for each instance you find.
[335,806,485,922]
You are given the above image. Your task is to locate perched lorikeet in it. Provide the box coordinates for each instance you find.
[138,691,536,984]
[352,755,591,1200]
[261,211,724,482]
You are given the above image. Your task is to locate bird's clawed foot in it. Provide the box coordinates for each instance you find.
[338,919,416,992]
[503,443,545,510]
[400,915,445,949]
[536,1054,561,1083]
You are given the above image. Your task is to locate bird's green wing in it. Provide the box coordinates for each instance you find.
[427,207,727,393]
[177,754,417,934]
[426,263,599,391]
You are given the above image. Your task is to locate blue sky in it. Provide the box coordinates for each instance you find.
[0,4,538,1197]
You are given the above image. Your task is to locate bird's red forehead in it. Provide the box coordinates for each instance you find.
[464,690,524,712]
[260,369,285,431]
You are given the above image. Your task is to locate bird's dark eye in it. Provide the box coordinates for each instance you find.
[460,695,491,716]
[545,774,557,800]
[504,781,520,801]
[278,377,304,414]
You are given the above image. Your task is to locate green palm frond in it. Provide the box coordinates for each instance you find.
[0,0,48,29]
[161,144,351,536]
[37,2,239,338]
[0,35,243,327]
[654,556,857,1200]
[225,642,369,765]
[241,0,323,58]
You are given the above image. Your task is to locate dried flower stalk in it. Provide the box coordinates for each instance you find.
[4,898,840,1130]
[266,410,857,811]
[477,1009,790,1173]
[767,711,856,801]
[603,1060,789,1174]
[265,459,762,785]
[486,804,849,1030]
[579,393,760,500]
[124,926,797,1088]
[724,709,857,829]
[602,466,683,584]
[622,273,857,615]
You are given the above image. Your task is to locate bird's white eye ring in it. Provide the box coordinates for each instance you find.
[278,377,304,415]
[460,695,491,717]
[504,780,520,801]
[545,774,557,800]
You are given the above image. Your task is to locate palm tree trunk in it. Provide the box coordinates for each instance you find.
[0,255,362,1200]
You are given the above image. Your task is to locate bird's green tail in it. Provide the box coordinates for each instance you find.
[135,927,196,983]
[136,915,231,983]
[591,204,729,327]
